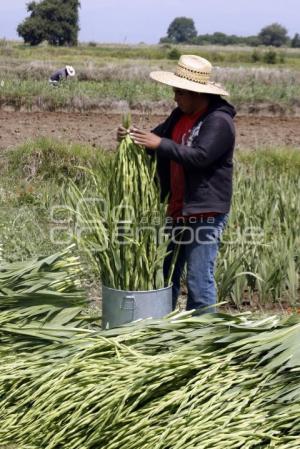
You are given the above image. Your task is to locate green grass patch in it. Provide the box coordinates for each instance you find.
[8,136,111,182]
[237,146,300,173]
[0,138,113,261]
[1,41,300,67]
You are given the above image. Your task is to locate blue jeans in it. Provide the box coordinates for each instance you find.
[163,214,228,313]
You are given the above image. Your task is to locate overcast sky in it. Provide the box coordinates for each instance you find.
[0,0,299,44]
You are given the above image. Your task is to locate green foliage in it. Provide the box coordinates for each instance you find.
[291,33,300,48]
[0,70,299,112]
[194,32,256,46]
[251,49,261,62]
[263,49,278,64]
[219,148,300,307]
[1,41,300,68]
[160,19,293,47]
[67,135,169,291]
[258,22,289,47]
[17,13,45,46]
[1,140,300,306]
[167,47,181,60]
[0,138,111,261]
[194,33,261,47]
[250,49,286,64]
[2,311,300,448]
[17,0,80,46]
[242,35,261,47]
[163,17,197,43]
[8,137,107,184]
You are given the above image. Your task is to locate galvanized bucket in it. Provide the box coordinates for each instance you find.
[102,285,172,329]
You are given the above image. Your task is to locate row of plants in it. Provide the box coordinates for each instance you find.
[218,151,300,307]
[2,59,300,83]
[1,41,300,66]
[0,76,299,112]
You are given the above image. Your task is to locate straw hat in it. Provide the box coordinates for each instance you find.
[150,55,228,96]
[65,65,76,77]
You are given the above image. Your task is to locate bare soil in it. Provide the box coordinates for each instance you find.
[0,111,300,152]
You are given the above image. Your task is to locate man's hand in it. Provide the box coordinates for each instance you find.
[117,125,129,142]
[130,128,161,150]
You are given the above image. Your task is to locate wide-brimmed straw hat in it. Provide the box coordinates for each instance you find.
[65,65,76,77]
[150,55,228,96]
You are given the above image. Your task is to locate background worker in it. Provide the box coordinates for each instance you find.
[118,55,236,313]
[49,65,76,85]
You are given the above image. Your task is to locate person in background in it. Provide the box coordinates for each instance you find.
[117,55,236,313]
[49,65,76,85]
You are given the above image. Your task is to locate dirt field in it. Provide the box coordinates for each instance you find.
[0,111,300,152]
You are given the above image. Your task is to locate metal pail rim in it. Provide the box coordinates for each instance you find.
[102,284,172,294]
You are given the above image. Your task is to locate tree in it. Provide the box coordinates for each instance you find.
[190,32,261,47]
[258,23,288,47]
[17,0,80,46]
[161,17,197,44]
[243,35,260,47]
[291,33,300,48]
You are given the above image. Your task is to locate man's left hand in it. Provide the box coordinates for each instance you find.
[130,129,161,150]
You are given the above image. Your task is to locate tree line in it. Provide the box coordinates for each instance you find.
[160,18,300,48]
[17,3,300,49]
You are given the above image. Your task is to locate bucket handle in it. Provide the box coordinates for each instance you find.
[121,295,135,311]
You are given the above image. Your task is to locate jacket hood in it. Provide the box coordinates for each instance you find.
[171,96,236,122]
[208,95,236,118]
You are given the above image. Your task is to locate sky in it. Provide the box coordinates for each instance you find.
[0,0,299,44]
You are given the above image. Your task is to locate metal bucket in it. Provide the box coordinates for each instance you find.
[102,285,172,329]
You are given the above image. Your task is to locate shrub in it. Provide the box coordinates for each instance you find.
[251,49,261,63]
[167,48,181,60]
[263,50,278,64]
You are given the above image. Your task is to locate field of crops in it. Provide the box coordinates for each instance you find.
[0,41,300,448]
[0,137,299,310]
[1,42,300,113]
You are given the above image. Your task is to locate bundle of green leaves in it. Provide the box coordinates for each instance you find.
[68,122,172,291]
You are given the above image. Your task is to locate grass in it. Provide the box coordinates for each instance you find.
[221,147,300,307]
[7,137,111,180]
[0,78,170,110]
[0,138,112,262]
[1,41,300,67]
[0,76,299,112]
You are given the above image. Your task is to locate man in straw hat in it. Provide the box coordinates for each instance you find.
[118,55,236,313]
[49,65,76,85]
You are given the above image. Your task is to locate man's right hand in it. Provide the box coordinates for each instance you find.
[117,125,128,142]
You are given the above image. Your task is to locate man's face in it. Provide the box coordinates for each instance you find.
[173,88,203,115]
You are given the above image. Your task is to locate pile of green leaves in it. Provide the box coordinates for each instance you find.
[0,311,300,448]
[0,245,95,351]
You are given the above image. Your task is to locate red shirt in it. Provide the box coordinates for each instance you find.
[167,110,218,220]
